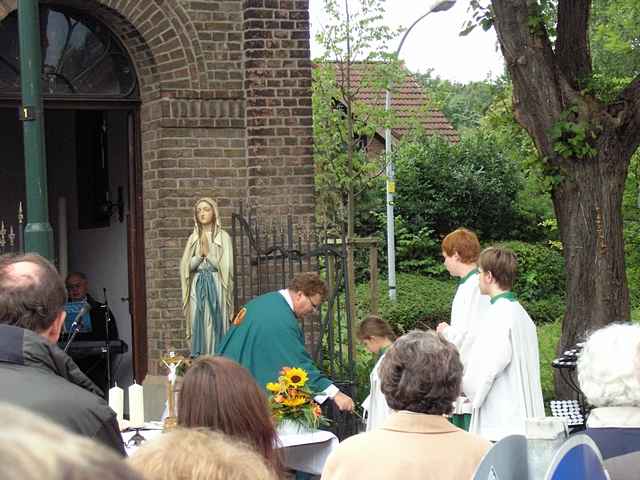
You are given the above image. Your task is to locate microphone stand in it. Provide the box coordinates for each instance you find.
[64,310,87,353]
[103,288,113,399]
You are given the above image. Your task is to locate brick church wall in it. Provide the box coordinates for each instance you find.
[0,0,314,376]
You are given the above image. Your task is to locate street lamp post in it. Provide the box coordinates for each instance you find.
[385,0,456,301]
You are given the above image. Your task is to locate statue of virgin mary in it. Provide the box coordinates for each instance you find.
[179,197,233,356]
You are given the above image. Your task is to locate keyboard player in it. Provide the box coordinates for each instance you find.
[63,272,120,396]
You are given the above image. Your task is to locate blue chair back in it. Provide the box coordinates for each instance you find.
[544,434,608,480]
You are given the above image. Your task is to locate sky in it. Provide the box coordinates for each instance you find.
[309,1,505,84]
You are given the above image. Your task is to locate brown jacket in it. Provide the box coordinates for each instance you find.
[322,411,491,480]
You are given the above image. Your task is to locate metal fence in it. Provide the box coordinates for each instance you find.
[231,205,359,438]
[0,203,24,254]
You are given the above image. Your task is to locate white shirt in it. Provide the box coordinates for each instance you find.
[462,294,545,441]
[442,270,491,366]
[362,351,393,431]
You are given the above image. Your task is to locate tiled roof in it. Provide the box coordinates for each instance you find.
[327,62,459,143]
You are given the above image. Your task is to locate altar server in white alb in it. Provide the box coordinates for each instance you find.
[462,246,544,441]
[436,228,491,430]
[357,316,395,431]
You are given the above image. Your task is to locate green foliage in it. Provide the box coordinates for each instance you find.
[313,0,403,230]
[549,106,598,160]
[413,70,503,132]
[591,0,640,85]
[521,297,566,326]
[353,344,376,405]
[355,273,457,334]
[392,130,526,241]
[623,152,640,308]
[501,240,566,300]
[499,241,566,324]
[315,0,399,65]
[365,211,445,277]
[312,65,377,222]
[538,318,562,404]
[461,1,494,36]
[624,220,640,308]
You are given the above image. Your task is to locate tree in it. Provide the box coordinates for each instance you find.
[313,0,401,360]
[414,69,503,132]
[313,0,400,234]
[477,0,640,393]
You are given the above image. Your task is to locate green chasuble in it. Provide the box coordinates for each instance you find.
[216,291,332,394]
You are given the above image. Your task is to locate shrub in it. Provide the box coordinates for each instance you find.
[393,131,526,241]
[501,241,566,310]
[355,273,456,334]
[521,296,565,325]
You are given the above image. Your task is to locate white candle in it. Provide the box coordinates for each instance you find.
[108,383,124,425]
[128,382,145,428]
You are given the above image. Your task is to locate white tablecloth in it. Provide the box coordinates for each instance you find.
[278,429,339,474]
[122,424,338,475]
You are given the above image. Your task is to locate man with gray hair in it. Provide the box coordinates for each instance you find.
[321,330,490,480]
[0,253,125,454]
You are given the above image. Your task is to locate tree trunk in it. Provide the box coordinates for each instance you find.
[490,0,640,400]
[552,141,630,397]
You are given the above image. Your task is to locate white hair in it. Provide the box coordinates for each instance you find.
[577,323,640,407]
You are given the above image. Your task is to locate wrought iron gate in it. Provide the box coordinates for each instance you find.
[231,205,359,438]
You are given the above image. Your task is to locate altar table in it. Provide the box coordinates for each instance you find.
[122,423,339,475]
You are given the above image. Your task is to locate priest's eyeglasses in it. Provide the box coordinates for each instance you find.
[306,295,320,313]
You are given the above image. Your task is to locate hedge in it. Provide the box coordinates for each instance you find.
[355,273,457,334]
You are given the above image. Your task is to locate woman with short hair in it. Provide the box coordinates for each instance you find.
[578,323,640,480]
[322,330,491,480]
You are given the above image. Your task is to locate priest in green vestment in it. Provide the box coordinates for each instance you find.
[217,272,354,411]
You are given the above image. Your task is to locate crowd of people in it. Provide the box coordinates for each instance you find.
[1,222,639,479]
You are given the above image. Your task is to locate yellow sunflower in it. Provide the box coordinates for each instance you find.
[282,395,307,407]
[284,367,308,387]
[266,382,281,393]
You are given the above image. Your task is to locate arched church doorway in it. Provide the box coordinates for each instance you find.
[0,5,147,391]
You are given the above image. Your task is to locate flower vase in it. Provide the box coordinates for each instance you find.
[278,418,315,435]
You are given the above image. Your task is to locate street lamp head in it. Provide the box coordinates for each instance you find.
[431,0,457,12]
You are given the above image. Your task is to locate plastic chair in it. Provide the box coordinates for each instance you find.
[472,435,529,480]
[543,434,608,480]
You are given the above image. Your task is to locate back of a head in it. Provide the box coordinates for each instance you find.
[288,271,328,300]
[357,315,395,341]
[0,253,66,333]
[178,356,282,473]
[577,323,640,407]
[478,246,518,291]
[0,403,141,480]
[441,228,481,264]
[379,330,462,415]
[129,428,277,480]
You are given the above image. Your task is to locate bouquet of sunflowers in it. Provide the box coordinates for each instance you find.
[266,367,330,431]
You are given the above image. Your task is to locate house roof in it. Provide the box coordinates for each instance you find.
[328,62,459,143]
